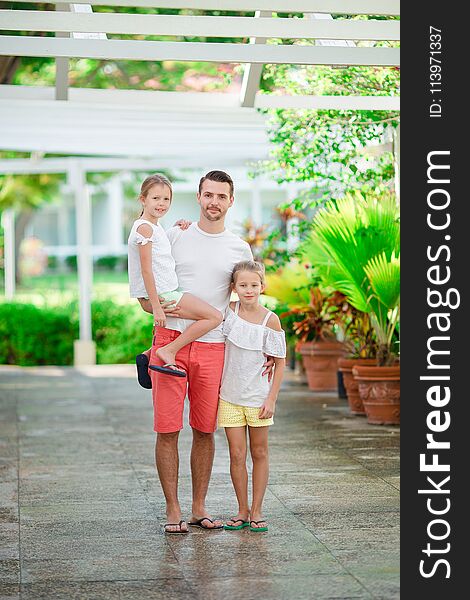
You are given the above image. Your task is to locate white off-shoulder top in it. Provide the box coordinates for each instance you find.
[219,302,287,408]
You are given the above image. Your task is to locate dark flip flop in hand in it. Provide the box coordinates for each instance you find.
[149,363,187,378]
[136,354,152,389]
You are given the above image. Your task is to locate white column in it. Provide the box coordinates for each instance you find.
[69,161,96,365]
[106,176,124,253]
[250,179,262,224]
[1,209,15,300]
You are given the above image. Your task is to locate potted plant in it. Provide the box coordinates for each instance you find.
[282,287,347,392]
[301,192,400,424]
[265,261,312,373]
[338,309,378,415]
[265,262,346,391]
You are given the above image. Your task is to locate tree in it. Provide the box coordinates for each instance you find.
[0,158,64,284]
[255,59,400,266]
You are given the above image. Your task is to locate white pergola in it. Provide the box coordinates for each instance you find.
[0,0,400,365]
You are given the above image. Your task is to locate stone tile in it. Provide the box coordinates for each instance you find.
[21,531,171,561]
[297,510,401,531]
[0,367,399,595]
[18,580,197,600]
[314,527,400,551]
[0,483,18,510]
[0,461,17,485]
[192,574,372,600]
[357,575,400,600]
[272,495,399,515]
[0,560,19,585]
[269,480,399,500]
[0,440,17,461]
[20,501,155,524]
[20,518,163,540]
[0,507,18,525]
[0,583,20,600]
[21,555,183,584]
[0,525,19,560]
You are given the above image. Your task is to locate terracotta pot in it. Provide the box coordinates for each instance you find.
[352,365,400,425]
[299,341,346,392]
[338,357,377,415]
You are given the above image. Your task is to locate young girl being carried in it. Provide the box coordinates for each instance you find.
[218,260,286,533]
[128,174,222,385]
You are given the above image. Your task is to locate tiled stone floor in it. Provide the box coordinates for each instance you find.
[0,365,399,599]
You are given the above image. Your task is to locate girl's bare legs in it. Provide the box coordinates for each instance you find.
[248,426,270,528]
[155,293,223,367]
[225,426,250,525]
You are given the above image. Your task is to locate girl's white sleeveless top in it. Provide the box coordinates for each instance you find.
[220,302,287,408]
[127,219,178,298]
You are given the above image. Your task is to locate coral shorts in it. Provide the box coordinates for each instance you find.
[218,398,274,428]
[150,327,225,434]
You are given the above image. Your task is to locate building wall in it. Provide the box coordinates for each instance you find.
[26,169,305,259]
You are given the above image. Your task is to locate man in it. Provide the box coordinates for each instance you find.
[139,170,271,534]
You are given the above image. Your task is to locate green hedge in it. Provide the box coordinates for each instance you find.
[0,303,77,366]
[0,301,153,366]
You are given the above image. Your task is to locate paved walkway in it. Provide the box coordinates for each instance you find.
[0,366,399,600]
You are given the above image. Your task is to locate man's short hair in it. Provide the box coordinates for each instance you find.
[199,170,234,197]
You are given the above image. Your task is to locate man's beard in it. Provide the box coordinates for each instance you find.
[202,207,224,221]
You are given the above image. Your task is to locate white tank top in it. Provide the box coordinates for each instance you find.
[127,218,179,298]
[219,302,287,408]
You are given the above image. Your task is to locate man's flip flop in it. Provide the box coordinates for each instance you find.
[149,363,187,378]
[136,354,152,389]
[249,520,268,532]
[188,518,224,530]
[163,520,189,534]
[224,518,249,531]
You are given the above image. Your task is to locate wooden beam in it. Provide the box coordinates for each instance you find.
[4,1,401,16]
[0,37,400,66]
[0,11,400,41]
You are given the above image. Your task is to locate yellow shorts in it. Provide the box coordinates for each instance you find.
[218,398,273,428]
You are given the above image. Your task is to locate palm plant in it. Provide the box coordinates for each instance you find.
[301,192,400,365]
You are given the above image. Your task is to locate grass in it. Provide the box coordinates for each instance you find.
[0,271,130,307]
[0,270,280,309]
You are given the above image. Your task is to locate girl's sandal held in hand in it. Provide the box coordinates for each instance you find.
[150,363,187,378]
[136,353,152,389]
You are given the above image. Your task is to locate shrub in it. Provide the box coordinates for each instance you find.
[0,303,77,366]
[47,255,58,270]
[0,300,152,366]
[95,255,119,271]
[65,255,77,271]
[91,299,151,364]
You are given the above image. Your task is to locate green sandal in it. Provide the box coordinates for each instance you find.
[249,520,268,532]
[224,518,249,531]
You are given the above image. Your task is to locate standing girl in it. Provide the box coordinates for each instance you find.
[128,174,222,382]
[218,260,286,532]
